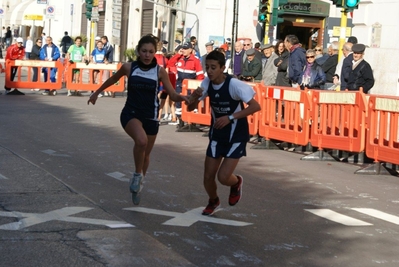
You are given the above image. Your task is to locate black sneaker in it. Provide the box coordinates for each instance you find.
[202,197,220,216]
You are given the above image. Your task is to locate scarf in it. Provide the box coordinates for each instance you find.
[304,62,313,78]
[290,43,301,53]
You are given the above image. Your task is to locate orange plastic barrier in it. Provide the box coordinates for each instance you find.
[181,79,261,131]
[366,95,399,165]
[310,90,367,152]
[65,62,125,92]
[181,79,211,126]
[258,85,311,146]
[5,60,64,90]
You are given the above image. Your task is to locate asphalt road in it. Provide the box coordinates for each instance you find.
[1,89,399,267]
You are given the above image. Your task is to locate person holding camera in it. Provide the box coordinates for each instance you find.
[66,36,88,96]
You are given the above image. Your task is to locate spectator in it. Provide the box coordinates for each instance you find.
[154,40,170,122]
[1,26,6,46]
[161,40,168,54]
[254,42,261,52]
[241,48,262,82]
[314,45,329,66]
[4,37,25,95]
[29,38,42,88]
[5,26,12,48]
[101,36,114,96]
[347,44,374,93]
[333,42,353,90]
[347,36,358,44]
[261,43,278,85]
[284,34,306,87]
[274,40,291,87]
[174,39,181,50]
[90,40,107,87]
[66,36,87,96]
[242,39,262,63]
[40,36,61,96]
[187,50,261,216]
[167,41,204,127]
[201,40,214,74]
[24,36,33,59]
[322,41,339,87]
[233,41,244,77]
[88,34,190,205]
[220,37,232,62]
[60,31,73,58]
[300,49,325,89]
[190,36,200,58]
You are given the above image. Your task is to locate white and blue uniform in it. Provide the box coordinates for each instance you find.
[199,75,256,158]
[120,61,160,135]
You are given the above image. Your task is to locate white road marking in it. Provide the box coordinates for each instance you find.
[0,174,8,179]
[106,171,130,182]
[352,208,399,225]
[124,207,253,227]
[0,207,134,230]
[305,209,373,226]
[41,149,70,157]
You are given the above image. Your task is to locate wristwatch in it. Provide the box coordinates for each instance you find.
[228,114,235,123]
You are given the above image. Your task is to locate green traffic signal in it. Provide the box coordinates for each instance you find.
[85,0,93,20]
[345,0,359,11]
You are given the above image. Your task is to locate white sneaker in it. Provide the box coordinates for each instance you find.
[175,108,182,115]
[194,109,198,113]
[167,113,172,120]
[67,90,72,96]
[168,119,179,125]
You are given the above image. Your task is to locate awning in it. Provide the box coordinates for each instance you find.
[10,0,45,27]
[9,1,32,26]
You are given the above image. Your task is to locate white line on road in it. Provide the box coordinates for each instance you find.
[41,149,70,157]
[0,174,8,179]
[352,208,399,225]
[106,172,130,182]
[124,207,252,227]
[305,209,373,226]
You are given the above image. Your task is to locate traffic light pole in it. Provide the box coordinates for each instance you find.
[338,0,347,61]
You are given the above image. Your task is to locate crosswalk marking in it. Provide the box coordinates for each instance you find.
[352,208,399,225]
[305,209,373,226]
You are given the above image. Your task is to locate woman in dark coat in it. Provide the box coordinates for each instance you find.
[273,40,291,87]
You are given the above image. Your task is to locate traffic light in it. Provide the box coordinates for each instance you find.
[331,0,343,7]
[85,0,93,20]
[344,0,360,12]
[271,0,288,26]
[258,0,268,23]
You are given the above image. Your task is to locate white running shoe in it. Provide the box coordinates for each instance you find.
[129,173,143,193]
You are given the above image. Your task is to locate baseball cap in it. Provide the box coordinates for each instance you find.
[205,40,214,47]
[182,42,193,49]
[162,40,168,44]
[225,38,231,43]
[175,39,181,44]
[16,37,23,43]
[95,36,101,41]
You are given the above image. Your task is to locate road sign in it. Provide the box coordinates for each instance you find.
[0,8,4,19]
[24,14,43,21]
[332,26,351,37]
[46,6,55,19]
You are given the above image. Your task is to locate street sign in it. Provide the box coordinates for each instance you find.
[91,6,99,22]
[24,14,43,20]
[0,8,4,19]
[332,26,351,37]
[46,6,55,19]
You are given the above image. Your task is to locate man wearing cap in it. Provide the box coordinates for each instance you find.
[167,41,204,127]
[241,48,262,82]
[220,37,231,52]
[162,40,168,54]
[346,44,374,93]
[261,44,278,85]
[4,37,25,95]
[201,40,214,73]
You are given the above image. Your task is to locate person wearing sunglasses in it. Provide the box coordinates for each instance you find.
[300,49,325,90]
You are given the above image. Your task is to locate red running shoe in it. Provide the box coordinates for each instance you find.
[202,197,220,216]
[229,175,243,206]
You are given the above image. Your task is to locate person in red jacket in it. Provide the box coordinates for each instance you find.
[5,37,25,95]
[167,42,204,127]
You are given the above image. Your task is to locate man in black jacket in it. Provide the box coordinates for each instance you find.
[60,31,73,58]
[29,38,42,82]
[347,44,374,93]
[322,41,339,84]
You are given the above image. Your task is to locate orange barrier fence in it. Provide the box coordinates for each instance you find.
[181,79,261,133]
[366,94,399,165]
[65,62,125,92]
[258,85,311,146]
[181,79,211,126]
[309,90,367,152]
[5,60,64,90]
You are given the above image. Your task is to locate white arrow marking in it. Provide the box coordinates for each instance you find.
[41,149,70,157]
[352,208,399,225]
[106,171,129,182]
[0,173,8,179]
[0,207,134,230]
[124,207,252,227]
[305,209,373,226]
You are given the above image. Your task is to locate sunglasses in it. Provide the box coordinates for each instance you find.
[244,44,251,46]
[306,56,315,59]
[315,49,322,51]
